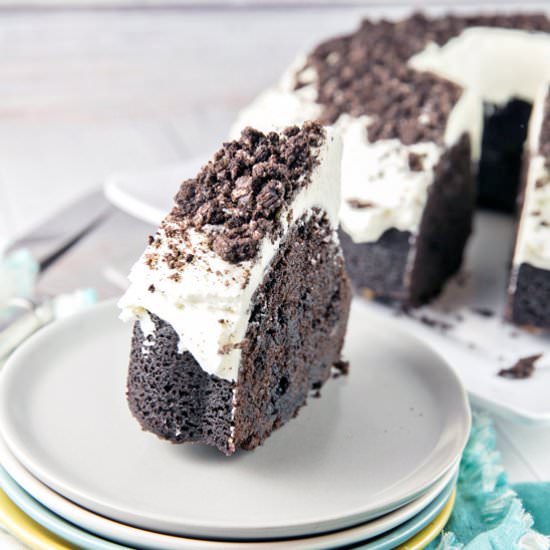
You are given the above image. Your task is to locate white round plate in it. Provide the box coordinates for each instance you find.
[0,300,470,540]
[0,436,458,550]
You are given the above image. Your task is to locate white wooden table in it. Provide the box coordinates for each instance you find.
[0,5,549,532]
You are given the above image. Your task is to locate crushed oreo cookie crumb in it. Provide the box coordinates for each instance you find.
[418,315,453,331]
[347,198,375,209]
[148,284,155,293]
[408,152,426,171]
[170,123,325,264]
[471,307,494,317]
[498,353,542,379]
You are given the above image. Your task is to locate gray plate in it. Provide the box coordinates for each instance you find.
[0,300,470,540]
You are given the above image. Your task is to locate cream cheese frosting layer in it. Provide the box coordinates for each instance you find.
[119,128,342,382]
[512,84,550,272]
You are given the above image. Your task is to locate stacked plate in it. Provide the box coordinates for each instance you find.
[0,300,470,549]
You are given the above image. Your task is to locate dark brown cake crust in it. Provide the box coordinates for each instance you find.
[408,134,475,305]
[127,210,351,455]
[340,134,473,306]
[232,211,351,450]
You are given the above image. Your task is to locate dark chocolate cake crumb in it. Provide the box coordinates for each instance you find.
[418,315,453,331]
[347,198,375,209]
[295,13,550,145]
[333,360,350,375]
[170,123,325,264]
[471,307,494,317]
[148,284,155,293]
[144,254,159,269]
[408,152,426,172]
[498,354,542,379]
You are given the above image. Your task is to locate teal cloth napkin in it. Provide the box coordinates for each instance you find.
[428,413,549,550]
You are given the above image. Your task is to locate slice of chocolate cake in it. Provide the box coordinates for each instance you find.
[232,13,550,307]
[508,84,550,330]
[119,122,351,455]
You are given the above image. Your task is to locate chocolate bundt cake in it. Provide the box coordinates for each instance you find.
[119,122,351,455]
[232,12,550,322]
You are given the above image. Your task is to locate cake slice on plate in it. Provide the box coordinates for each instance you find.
[508,84,550,330]
[119,122,351,455]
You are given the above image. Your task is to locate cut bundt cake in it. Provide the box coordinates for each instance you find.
[119,122,351,455]
[231,13,550,309]
[508,84,550,330]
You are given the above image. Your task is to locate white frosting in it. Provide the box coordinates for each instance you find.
[338,115,443,242]
[410,27,550,106]
[119,128,342,381]
[512,84,550,272]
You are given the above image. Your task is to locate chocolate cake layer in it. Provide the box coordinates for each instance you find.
[127,210,351,455]
[508,263,550,330]
[478,99,533,212]
[338,228,412,303]
[340,134,473,306]
[408,134,475,305]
